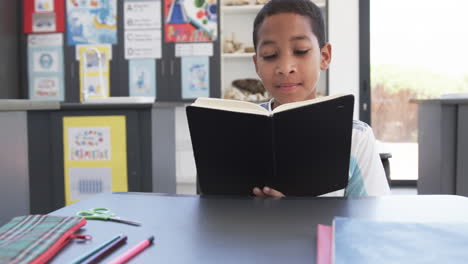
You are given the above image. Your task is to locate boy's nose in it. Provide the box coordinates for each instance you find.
[275,60,297,75]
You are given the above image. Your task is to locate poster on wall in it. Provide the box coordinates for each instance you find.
[66,0,118,45]
[76,45,112,101]
[124,30,162,59]
[35,0,55,12]
[68,126,111,161]
[27,34,64,100]
[63,115,128,205]
[124,0,161,30]
[24,0,65,33]
[32,13,57,32]
[69,167,112,201]
[181,56,210,99]
[164,0,217,42]
[129,59,156,97]
[124,0,162,59]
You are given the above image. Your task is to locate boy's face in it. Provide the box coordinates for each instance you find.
[253,13,332,107]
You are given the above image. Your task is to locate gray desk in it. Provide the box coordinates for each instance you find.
[417,99,468,195]
[49,193,468,264]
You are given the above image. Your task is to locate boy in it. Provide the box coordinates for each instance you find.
[251,0,390,197]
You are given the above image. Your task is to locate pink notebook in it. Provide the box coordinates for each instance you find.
[316,224,332,264]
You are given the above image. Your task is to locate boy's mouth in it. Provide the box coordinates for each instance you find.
[277,83,302,92]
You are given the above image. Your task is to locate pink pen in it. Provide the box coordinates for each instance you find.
[107,236,154,264]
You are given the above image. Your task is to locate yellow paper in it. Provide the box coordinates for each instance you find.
[63,116,127,205]
[78,45,112,102]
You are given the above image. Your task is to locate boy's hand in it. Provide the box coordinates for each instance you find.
[252,186,285,198]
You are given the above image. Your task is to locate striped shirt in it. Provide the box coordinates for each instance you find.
[260,99,390,197]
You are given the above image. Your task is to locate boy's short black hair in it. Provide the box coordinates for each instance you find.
[253,0,326,50]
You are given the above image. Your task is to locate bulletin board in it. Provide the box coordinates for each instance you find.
[63,115,128,205]
[22,0,221,103]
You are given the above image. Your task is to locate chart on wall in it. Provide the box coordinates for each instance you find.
[124,0,162,59]
[27,34,64,100]
[76,45,112,101]
[164,0,217,42]
[181,56,209,99]
[63,116,128,205]
[129,59,156,97]
[66,0,118,45]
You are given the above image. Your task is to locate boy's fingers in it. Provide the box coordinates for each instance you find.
[263,186,285,198]
[253,187,265,197]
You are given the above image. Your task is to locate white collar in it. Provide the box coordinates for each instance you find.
[267,98,274,111]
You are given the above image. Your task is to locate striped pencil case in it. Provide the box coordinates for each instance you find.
[0,215,88,264]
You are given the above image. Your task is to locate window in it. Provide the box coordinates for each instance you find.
[370,0,468,181]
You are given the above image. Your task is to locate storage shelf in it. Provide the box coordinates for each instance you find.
[222,52,255,58]
[221,2,325,14]
[222,5,263,14]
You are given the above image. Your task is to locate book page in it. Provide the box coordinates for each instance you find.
[191,97,270,116]
[272,94,347,114]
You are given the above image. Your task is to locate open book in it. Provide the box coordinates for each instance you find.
[186,94,354,196]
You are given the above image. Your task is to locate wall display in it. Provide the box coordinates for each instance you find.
[124,30,162,59]
[32,13,57,32]
[175,43,213,57]
[124,0,162,59]
[66,0,118,45]
[35,0,55,12]
[77,45,112,101]
[164,0,217,42]
[129,59,156,97]
[181,56,210,99]
[124,0,161,30]
[24,0,65,33]
[27,34,64,100]
[63,116,128,205]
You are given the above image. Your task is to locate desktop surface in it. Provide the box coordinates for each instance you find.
[49,193,468,264]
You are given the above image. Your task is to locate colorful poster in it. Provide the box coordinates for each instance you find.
[63,116,128,205]
[66,0,118,45]
[77,45,112,101]
[164,0,217,42]
[129,59,156,97]
[24,0,65,33]
[181,56,210,99]
[68,127,111,160]
[27,34,64,100]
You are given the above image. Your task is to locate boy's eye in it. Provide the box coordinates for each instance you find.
[294,49,310,56]
[262,54,277,60]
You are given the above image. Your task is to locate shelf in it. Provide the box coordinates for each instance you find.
[221,1,325,14]
[222,52,255,58]
[222,5,263,14]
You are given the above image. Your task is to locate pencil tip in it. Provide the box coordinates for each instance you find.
[148,236,155,243]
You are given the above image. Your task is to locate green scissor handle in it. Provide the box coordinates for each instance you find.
[76,208,116,220]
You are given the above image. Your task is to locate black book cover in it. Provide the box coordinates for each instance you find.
[186,95,354,196]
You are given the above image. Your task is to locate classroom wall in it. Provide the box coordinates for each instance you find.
[0,0,20,99]
[328,0,360,120]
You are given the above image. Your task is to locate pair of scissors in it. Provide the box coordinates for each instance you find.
[76,208,141,226]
